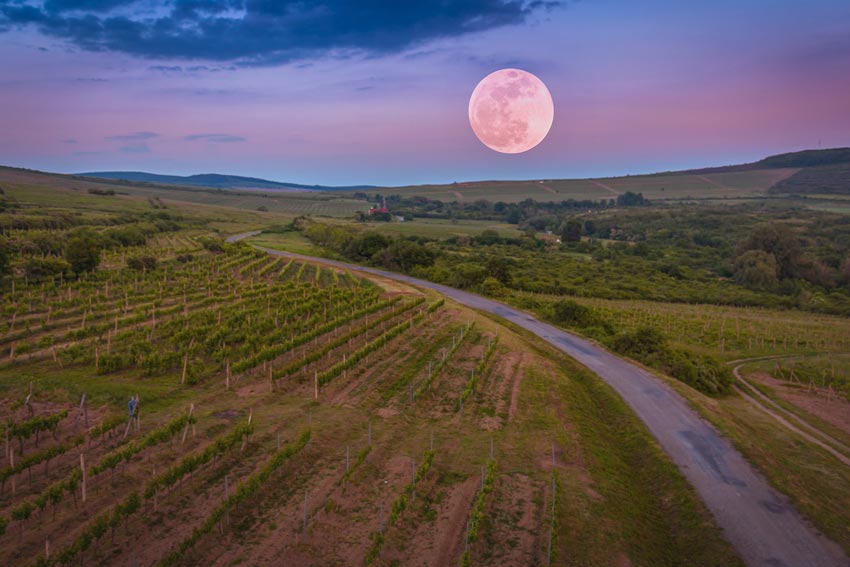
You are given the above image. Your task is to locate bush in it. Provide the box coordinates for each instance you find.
[126,255,157,271]
[65,232,101,274]
[22,256,70,279]
[610,326,732,395]
[198,237,224,252]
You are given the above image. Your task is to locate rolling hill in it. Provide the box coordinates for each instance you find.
[78,171,378,191]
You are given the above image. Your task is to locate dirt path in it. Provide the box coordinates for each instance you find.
[697,174,730,189]
[732,362,850,467]
[590,180,619,195]
[229,233,850,567]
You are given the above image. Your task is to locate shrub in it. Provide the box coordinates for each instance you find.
[126,255,157,271]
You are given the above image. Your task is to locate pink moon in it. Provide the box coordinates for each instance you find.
[468,68,554,154]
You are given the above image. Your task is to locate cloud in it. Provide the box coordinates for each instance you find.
[119,143,150,153]
[148,65,183,73]
[0,1,562,66]
[63,138,77,144]
[105,131,158,141]
[184,133,246,143]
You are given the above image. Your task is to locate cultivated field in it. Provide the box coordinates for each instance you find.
[386,168,797,203]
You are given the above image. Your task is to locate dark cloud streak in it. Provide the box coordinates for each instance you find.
[105,131,158,141]
[0,1,561,66]
[184,133,246,143]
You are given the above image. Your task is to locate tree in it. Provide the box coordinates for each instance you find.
[485,256,512,285]
[736,223,803,280]
[560,219,582,242]
[733,250,779,289]
[126,256,157,271]
[841,257,850,286]
[0,237,9,276]
[65,233,101,274]
[475,229,501,246]
[616,192,647,206]
[22,257,70,279]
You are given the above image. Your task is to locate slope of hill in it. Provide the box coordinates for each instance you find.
[769,162,850,195]
[78,170,378,191]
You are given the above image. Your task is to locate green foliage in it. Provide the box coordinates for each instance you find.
[364,450,436,565]
[0,434,84,486]
[548,299,614,338]
[736,223,805,280]
[611,326,733,395]
[6,410,68,445]
[317,305,426,386]
[90,412,195,476]
[414,320,468,399]
[0,237,9,276]
[144,423,254,499]
[460,459,497,566]
[21,256,70,280]
[65,230,102,274]
[157,430,310,567]
[560,219,582,242]
[460,334,497,403]
[734,250,779,289]
[338,445,372,486]
[197,236,224,252]
[126,255,157,271]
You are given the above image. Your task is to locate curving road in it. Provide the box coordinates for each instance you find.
[228,233,849,567]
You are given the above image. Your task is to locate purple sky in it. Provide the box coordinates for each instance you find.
[1,0,849,186]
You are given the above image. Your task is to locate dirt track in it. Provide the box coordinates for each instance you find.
[228,233,850,567]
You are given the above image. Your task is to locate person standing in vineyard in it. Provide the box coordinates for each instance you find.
[128,396,137,419]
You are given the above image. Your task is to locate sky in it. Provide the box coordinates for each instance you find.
[0,0,849,186]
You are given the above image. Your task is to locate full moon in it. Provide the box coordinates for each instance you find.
[468,68,554,154]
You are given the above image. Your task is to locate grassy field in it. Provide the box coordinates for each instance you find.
[385,168,797,203]
[247,231,330,256]
[516,293,850,362]
[318,216,526,240]
[0,167,366,220]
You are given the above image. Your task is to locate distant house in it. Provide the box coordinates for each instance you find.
[368,196,390,216]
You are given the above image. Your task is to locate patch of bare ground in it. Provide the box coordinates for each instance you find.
[751,371,850,437]
[422,337,486,419]
[216,449,412,567]
[0,423,220,567]
[391,475,479,567]
[506,352,527,423]
[477,349,523,430]
[476,473,543,566]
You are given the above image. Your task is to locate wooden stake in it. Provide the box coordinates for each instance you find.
[181,352,189,385]
[80,454,87,504]
[181,404,194,444]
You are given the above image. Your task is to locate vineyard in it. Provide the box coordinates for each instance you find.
[512,291,850,362]
[0,231,743,566]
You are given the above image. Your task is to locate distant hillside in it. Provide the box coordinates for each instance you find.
[769,162,850,195]
[78,171,377,191]
[758,148,850,169]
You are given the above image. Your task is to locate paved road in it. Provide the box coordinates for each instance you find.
[229,233,849,567]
